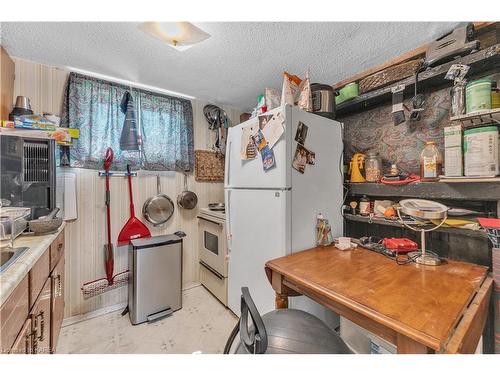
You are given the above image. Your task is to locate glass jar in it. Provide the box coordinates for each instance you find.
[420,141,443,182]
[365,151,382,182]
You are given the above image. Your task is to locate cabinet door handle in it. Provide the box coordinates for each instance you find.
[36,311,45,342]
[57,274,62,297]
[31,327,38,354]
[25,331,34,354]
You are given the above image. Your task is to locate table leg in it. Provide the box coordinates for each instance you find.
[397,333,432,354]
[275,293,288,309]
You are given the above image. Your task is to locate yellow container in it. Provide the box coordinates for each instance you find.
[492,91,500,109]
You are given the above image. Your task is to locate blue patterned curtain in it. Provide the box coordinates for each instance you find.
[139,90,194,171]
[61,72,194,171]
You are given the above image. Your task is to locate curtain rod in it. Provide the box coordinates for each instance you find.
[66,66,196,100]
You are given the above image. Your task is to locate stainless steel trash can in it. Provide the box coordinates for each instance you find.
[128,234,183,325]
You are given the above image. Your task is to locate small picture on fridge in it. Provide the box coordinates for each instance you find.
[306,150,316,165]
[252,130,268,151]
[292,144,310,174]
[258,114,273,130]
[295,121,308,145]
[261,145,276,171]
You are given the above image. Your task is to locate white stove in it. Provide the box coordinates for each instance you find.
[198,207,225,221]
[197,207,228,306]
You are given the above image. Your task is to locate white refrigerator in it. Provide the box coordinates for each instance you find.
[225,104,344,326]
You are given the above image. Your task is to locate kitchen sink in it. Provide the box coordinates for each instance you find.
[0,247,29,273]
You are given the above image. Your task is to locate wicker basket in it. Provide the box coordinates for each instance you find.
[195,150,225,182]
[359,59,422,94]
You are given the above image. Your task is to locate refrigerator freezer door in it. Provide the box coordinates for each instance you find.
[226,188,291,316]
[224,105,292,189]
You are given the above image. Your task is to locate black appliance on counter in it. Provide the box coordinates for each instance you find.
[1,134,56,219]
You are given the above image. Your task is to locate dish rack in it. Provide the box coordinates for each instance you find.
[0,207,31,248]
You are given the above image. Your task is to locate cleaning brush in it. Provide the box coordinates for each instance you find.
[81,270,129,300]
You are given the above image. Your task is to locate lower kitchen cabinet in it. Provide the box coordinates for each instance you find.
[0,228,65,354]
[31,278,51,354]
[10,317,33,354]
[50,256,64,353]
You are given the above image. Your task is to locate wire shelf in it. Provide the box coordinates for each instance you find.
[450,108,500,128]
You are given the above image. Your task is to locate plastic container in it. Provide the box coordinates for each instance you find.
[466,78,492,113]
[365,151,382,182]
[464,125,499,177]
[420,141,442,182]
[336,82,359,105]
[492,81,500,109]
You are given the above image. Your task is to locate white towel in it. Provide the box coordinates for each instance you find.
[56,171,77,220]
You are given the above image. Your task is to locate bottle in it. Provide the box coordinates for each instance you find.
[420,141,443,182]
[365,151,382,182]
[390,164,398,176]
[359,195,371,216]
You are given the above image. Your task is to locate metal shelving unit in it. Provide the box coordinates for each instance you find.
[343,213,488,239]
[450,108,500,128]
[346,182,500,201]
[336,44,499,118]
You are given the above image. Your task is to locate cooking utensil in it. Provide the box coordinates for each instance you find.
[9,96,34,119]
[117,165,151,245]
[208,203,225,211]
[311,83,338,119]
[177,173,198,210]
[103,148,114,283]
[28,208,63,234]
[142,174,175,226]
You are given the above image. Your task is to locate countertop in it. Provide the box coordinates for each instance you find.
[0,223,65,306]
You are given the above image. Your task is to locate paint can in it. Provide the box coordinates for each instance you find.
[466,78,492,113]
[464,125,499,177]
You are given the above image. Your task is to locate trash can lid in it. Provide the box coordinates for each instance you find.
[130,234,182,249]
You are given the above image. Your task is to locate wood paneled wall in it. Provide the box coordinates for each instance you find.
[12,58,241,318]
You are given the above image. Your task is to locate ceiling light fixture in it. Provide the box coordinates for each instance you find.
[138,22,211,51]
[66,66,195,99]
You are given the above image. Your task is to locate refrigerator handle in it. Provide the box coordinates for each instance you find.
[226,190,232,253]
[225,139,231,187]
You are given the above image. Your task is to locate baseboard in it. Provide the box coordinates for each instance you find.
[62,302,128,328]
[62,282,203,328]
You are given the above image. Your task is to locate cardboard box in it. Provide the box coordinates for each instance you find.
[444,125,463,177]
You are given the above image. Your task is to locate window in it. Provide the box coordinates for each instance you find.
[61,72,194,171]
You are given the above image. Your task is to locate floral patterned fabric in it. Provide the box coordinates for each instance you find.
[139,89,194,171]
[61,72,194,171]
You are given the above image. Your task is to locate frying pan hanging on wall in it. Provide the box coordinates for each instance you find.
[142,174,175,226]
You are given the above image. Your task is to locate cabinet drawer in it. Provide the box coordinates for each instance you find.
[0,275,29,353]
[50,230,64,272]
[31,278,51,354]
[10,317,33,354]
[200,262,227,306]
[29,249,50,309]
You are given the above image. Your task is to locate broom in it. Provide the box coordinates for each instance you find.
[81,148,129,299]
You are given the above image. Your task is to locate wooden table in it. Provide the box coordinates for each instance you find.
[265,246,492,354]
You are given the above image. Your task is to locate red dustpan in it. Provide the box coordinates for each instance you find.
[118,164,151,245]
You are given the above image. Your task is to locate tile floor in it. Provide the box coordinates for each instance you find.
[56,286,238,354]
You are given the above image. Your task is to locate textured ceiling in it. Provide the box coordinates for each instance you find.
[0,22,459,111]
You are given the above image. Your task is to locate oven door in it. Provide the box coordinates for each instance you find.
[198,215,227,277]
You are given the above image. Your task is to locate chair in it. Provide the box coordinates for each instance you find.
[224,287,352,354]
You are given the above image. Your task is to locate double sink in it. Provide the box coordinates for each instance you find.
[0,247,29,273]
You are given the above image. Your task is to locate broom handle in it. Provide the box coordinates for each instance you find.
[127,164,135,216]
[105,166,112,246]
